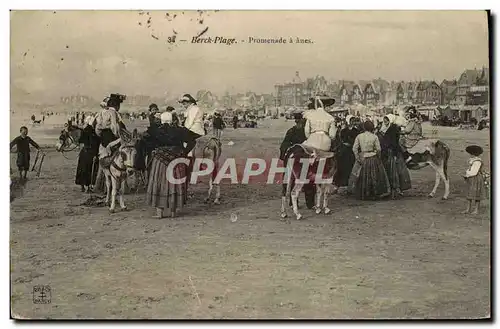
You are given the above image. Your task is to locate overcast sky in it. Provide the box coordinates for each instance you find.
[11,10,489,101]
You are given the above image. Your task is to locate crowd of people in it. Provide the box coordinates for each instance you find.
[280,104,427,200]
[10,93,487,216]
[279,101,487,212]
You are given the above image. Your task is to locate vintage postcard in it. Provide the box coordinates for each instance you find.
[10,10,490,319]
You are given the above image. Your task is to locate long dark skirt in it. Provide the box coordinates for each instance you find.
[16,152,30,171]
[383,151,412,192]
[146,154,188,211]
[336,146,355,187]
[75,148,99,187]
[355,156,391,200]
[466,173,486,201]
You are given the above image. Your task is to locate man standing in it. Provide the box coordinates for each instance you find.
[279,112,315,209]
[178,94,205,155]
[212,112,225,139]
[279,113,306,160]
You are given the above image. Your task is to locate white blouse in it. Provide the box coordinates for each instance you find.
[465,157,482,177]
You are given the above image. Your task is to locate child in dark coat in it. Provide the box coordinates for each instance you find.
[10,126,41,180]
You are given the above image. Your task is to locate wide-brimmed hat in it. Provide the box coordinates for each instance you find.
[149,103,159,111]
[306,96,335,110]
[465,145,483,156]
[178,94,197,104]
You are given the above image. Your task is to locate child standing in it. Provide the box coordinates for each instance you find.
[10,126,41,180]
[463,145,487,215]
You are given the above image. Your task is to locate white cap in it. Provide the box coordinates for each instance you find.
[160,111,173,124]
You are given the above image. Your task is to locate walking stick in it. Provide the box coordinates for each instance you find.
[90,156,97,190]
[31,150,40,172]
[35,152,45,177]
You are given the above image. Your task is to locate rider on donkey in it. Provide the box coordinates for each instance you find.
[400,106,424,165]
[94,94,128,160]
[302,97,337,152]
[178,94,206,156]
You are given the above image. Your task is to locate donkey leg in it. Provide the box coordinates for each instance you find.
[104,173,111,205]
[280,183,288,219]
[323,184,331,215]
[205,178,213,203]
[437,166,450,200]
[109,178,117,213]
[315,185,323,214]
[133,172,139,193]
[119,179,127,210]
[214,184,221,205]
[291,183,303,220]
[429,168,441,198]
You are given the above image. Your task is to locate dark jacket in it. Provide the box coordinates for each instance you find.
[149,123,184,149]
[380,124,401,159]
[79,126,100,155]
[279,125,306,160]
[149,113,161,128]
[213,116,225,129]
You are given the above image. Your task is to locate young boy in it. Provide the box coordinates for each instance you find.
[10,126,41,180]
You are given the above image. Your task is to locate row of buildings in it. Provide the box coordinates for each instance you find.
[59,94,167,108]
[274,68,489,108]
[59,91,276,111]
[194,90,274,111]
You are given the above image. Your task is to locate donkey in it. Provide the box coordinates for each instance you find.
[406,139,451,200]
[190,137,223,204]
[101,143,138,213]
[280,144,337,220]
[56,125,82,152]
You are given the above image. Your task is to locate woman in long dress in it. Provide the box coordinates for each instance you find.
[352,121,390,200]
[75,117,100,192]
[146,112,188,218]
[379,114,411,198]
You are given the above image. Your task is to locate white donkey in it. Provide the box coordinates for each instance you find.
[101,141,138,213]
[407,139,451,200]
